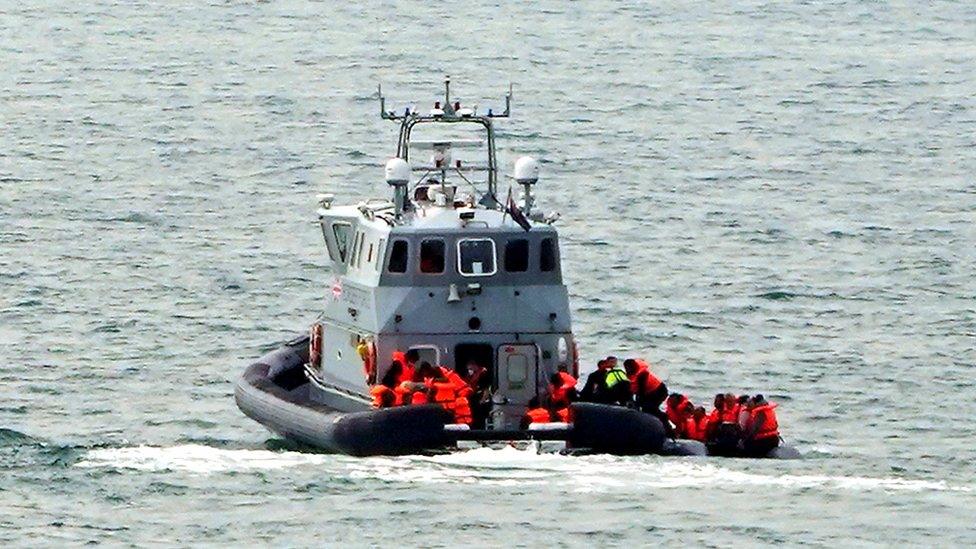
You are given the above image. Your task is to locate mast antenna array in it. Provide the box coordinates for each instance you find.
[378,76,512,121]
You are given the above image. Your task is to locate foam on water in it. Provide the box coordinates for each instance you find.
[76,444,331,474]
[76,444,972,494]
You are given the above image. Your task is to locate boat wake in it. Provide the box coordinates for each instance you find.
[76,444,972,494]
[76,444,331,474]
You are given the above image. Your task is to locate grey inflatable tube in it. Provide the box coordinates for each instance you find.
[234,337,453,456]
[568,402,667,455]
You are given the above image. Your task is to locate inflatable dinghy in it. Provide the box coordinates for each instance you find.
[235,336,800,459]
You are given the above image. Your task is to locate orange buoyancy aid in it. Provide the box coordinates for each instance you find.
[370,385,396,408]
[666,395,690,426]
[749,403,780,440]
[410,390,429,405]
[443,367,472,397]
[555,407,571,423]
[630,359,662,394]
[684,416,709,442]
[550,371,578,404]
[720,403,740,424]
[453,395,473,425]
[428,367,460,412]
[394,382,413,404]
[398,364,415,385]
[525,407,552,424]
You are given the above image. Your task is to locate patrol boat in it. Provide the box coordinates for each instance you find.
[234,79,794,458]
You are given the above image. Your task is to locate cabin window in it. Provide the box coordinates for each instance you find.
[409,345,440,368]
[349,232,361,266]
[376,239,385,271]
[420,239,445,274]
[388,240,409,273]
[504,239,529,272]
[356,233,367,267]
[457,238,497,276]
[321,224,336,261]
[332,223,352,262]
[540,238,557,272]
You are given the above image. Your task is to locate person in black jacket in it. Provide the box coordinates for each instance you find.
[580,359,611,403]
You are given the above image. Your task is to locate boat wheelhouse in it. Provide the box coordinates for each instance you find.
[307,78,577,429]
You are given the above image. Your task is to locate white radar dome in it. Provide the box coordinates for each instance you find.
[385,158,411,185]
[514,156,539,184]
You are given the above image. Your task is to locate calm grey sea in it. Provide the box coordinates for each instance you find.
[2,1,975,546]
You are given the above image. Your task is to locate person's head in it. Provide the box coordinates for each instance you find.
[381,360,403,388]
[467,359,481,372]
[550,372,563,386]
[713,393,725,409]
[417,361,435,379]
[725,393,737,404]
[379,390,396,408]
[737,395,749,405]
[682,400,694,413]
[528,396,540,409]
[667,393,683,408]
[751,394,766,408]
[557,363,568,373]
[597,359,609,371]
[405,349,420,365]
[623,359,637,375]
[606,356,618,369]
[694,406,706,420]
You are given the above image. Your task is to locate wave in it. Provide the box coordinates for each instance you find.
[75,444,972,494]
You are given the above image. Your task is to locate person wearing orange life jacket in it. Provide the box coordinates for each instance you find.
[741,394,780,457]
[370,385,396,408]
[417,362,473,423]
[705,393,726,441]
[375,361,405,407]
[548,371,578,408]
[722,393,741,423]
[684,406,710,442]
[665,393,691,437]
[520,396,553,429]
[398,349,419,385]
[416,362,455,411]
[623,359,668,411]
[554,387,577,423]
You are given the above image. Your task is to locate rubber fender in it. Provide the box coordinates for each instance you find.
[331,405,454,457]
[567,403,665,455]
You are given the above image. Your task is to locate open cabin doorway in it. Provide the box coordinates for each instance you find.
[454,343,493,378]
[455,343,494,429]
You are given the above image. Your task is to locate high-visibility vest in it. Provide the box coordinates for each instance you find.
[604,367,628,389]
